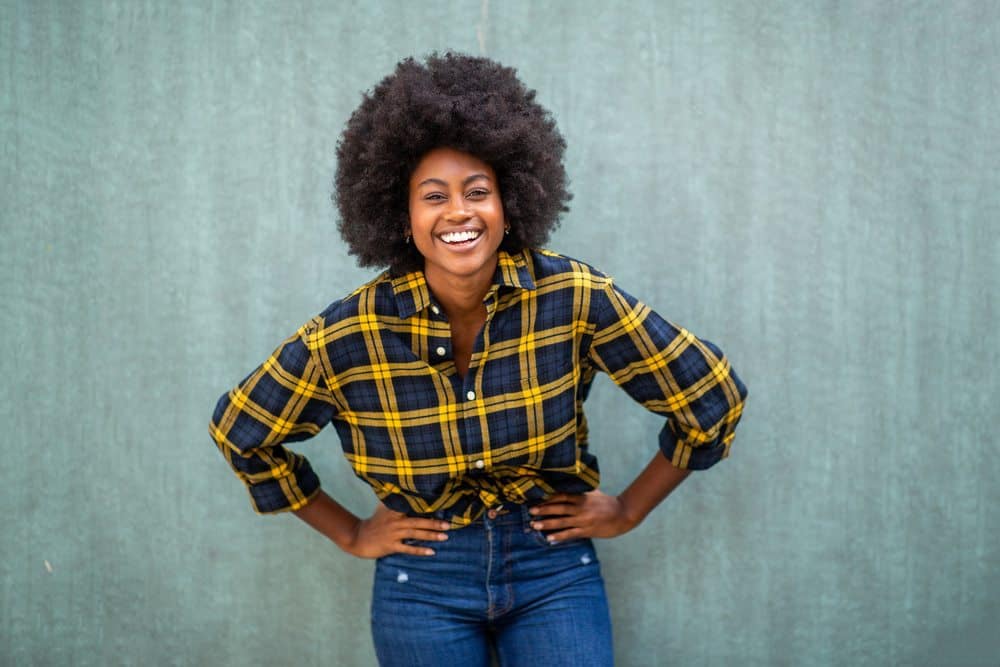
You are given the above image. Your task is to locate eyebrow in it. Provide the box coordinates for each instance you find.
[417,173,492,188]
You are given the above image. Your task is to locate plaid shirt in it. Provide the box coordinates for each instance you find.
[209,249,747,526]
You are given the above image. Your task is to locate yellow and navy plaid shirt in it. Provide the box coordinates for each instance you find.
[210,249,747,526]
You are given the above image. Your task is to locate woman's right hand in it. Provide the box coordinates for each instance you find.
[342,503,450,559]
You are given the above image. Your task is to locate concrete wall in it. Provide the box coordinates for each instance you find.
[2,1,997,664]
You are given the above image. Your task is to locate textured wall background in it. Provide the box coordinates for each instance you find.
[2,1,997,665]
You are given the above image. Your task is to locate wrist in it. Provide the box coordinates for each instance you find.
[615,493,644,531]
[292,491,364,552]
[335,515,364,554]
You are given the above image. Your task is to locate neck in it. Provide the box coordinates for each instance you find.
[424,255,498,320]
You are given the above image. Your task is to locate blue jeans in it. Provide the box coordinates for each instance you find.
[370,504,614,666]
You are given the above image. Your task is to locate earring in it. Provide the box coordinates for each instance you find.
[405,233,411,244]
[504,225,510,235]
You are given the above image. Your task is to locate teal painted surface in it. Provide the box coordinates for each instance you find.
[2,1,997,665]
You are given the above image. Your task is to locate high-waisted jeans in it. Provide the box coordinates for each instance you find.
[370,504,614,666]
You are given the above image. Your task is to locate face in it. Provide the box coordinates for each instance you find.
[408,146,506,288]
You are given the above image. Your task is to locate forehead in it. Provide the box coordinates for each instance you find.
[410,147,496,186]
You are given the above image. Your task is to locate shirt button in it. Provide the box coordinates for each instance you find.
[466,390,476,401]
[435,346,446,356]
[430,305,440,315]
[474,459,485,469]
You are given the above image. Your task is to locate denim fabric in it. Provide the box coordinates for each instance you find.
[370,505,614,666]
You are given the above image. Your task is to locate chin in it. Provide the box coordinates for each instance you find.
[428,247,499,276]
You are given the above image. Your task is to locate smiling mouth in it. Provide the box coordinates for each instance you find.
[438,229,483,245]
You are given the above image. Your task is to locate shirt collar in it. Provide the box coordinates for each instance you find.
[390,249,536,319]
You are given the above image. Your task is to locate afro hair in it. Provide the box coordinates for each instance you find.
[333,52,571,275]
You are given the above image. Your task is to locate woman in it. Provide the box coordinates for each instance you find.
[210,53,747,666]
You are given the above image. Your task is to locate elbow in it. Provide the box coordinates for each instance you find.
[734,363,748,402]
[731,365,749,419]
[208,390,237,452]
[211,390,231,424]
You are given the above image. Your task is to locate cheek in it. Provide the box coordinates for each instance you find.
[486,199,505,224]
[407,192,429,223]
[407,206,431,233]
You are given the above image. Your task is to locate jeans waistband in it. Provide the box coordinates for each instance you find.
[473,502,534,527]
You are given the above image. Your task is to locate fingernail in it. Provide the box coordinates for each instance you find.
[531,522,541,529]
[548,537,558,544]
[438,533,448,541]
[425,549,435,555]
[529,508,538,515]
[440,522,450,530]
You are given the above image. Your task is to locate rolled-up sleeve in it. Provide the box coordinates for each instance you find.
[587,279,748,470]
[209,320,337,513]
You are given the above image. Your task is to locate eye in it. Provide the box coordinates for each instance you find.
[466,188,490,199]
[423,192,447,202]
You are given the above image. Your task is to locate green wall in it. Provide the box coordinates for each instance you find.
[2,1,997,665]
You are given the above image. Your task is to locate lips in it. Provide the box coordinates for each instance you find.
[436,228,483,246]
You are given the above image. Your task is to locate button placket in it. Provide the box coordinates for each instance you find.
[424,305,451,369]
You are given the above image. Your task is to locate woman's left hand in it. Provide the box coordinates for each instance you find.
[528,490,640,543]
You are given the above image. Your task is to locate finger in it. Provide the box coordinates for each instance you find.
[398,517,451,531]
[550,493,586,504]
[397,544,436,556]
[530,502,579,517]
[409,528,449,542]
[531,516,583,532]
[545,527,584,543]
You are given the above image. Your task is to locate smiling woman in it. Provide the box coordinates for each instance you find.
[408,148,507,291]
[408,147,509,377]
[333,53,570,276]
[209,52,748,667]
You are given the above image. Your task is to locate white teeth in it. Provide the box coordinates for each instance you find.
[439,230,481,244]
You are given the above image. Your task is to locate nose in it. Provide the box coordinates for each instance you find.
[443,200,471,222]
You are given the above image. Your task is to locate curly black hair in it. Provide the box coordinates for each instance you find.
[334,52,571,275]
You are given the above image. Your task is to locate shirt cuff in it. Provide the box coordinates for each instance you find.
[245,457,322,514]
[658,424,727,471]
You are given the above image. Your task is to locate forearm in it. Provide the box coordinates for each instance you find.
[531,451,693,540]
[292,489,362,551]
[293,490,451,559]
[617,451,692,527]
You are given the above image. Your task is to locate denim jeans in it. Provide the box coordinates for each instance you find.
[370,504,614,666]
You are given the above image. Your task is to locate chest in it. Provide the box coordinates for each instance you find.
[326,287,591,405]
[449,315,486,377]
